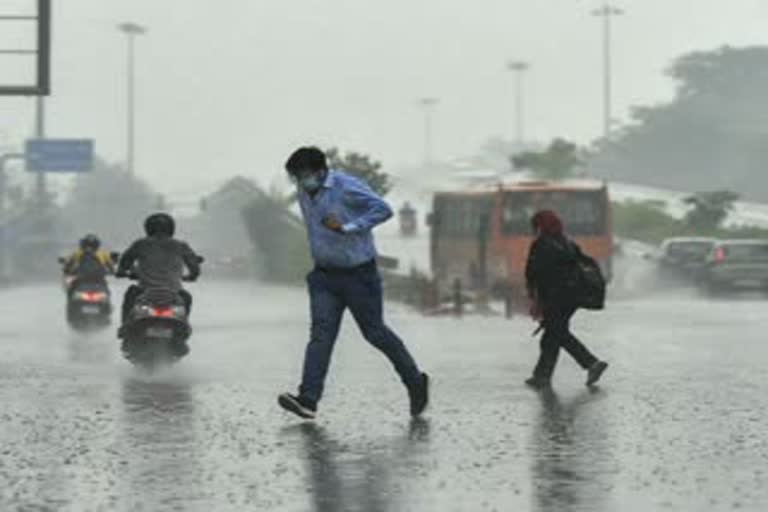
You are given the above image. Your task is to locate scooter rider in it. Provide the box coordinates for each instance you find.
[63,234,115,291]
[116,213,201,337]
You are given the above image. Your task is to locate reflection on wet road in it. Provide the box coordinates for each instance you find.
[281,418,431,512]
[119,378,201,511]
[531,389,615,512]
[1,282,767,511]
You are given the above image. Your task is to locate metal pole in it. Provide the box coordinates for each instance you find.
[35,96,46,206]
[603,10,612,138]
[118,22,146,175]
[127,32,135,175]
[507,61,530,147]
[592,5,624,139]
[32,0,50,206]
[37,0,51,95]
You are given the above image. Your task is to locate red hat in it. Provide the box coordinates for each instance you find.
[531,210,564,236]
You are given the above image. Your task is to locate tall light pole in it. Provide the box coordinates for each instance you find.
[592,4,623,139]
[419,97,439,168]
[507,60,530,147]
[118,22,146,175]
[34,94,46,207]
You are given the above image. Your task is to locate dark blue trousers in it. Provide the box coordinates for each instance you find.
[298,263,421,404]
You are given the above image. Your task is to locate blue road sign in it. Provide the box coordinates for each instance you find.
[25,139,94,173]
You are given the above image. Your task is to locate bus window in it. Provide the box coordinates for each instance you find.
[502,191,607,236]
[501,194,534,235]
[434,195,493,238]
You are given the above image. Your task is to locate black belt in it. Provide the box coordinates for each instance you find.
[315,259,376,274]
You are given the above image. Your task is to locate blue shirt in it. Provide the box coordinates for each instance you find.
[297,170,393,268]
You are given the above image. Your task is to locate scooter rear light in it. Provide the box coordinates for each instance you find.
[76,291,108,302]
[151,307,175,318]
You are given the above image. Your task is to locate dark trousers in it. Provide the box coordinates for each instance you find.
[121,285,192,323]
[533,303,598,380]
[298,262,422,405]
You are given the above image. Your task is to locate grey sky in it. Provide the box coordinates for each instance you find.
[2,0,768,200]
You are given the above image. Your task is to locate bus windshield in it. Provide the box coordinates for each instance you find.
[501,190,607,236]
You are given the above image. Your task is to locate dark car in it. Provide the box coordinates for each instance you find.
[654,237,717,283]
[702,239,768,294]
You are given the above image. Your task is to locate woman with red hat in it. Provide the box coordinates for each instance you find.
[524,210,608,388]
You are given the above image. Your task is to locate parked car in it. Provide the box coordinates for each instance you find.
[654,237,718,283]
[702,239,768,293]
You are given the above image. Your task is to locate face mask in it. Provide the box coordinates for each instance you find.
[298,172,324,192]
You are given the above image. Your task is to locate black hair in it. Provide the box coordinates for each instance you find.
[284,146,328,176]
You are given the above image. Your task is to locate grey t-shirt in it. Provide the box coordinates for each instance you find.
[118,236,200,291]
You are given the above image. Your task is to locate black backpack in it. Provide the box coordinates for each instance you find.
[574,252,606,310]
[561,242,606,311]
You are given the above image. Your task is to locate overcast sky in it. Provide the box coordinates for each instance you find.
[2,0,768,199]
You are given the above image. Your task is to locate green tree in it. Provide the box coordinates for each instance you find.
[683,190,740,230]
[511,138,583,180]
[327,147,392,196]
[591,46,768,200]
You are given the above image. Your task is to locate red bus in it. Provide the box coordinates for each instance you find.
[429,181,613,300]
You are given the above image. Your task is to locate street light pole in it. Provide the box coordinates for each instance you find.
[419,97,439,168]
[34,95,46,206]
[592,4,623,139]
[117,22,146,175]
[507,61,530,147]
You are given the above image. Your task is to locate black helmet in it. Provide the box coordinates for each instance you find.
[79,233,101,251]
[144,212,175,237]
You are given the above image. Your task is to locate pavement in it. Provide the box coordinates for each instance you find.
[0,280,766,511]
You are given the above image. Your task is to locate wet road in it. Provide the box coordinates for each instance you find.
[1,281,766,511]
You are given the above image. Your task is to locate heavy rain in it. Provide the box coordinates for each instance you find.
[1,1,768,511]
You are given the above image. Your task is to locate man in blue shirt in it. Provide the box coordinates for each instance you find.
[278,147,430,420]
